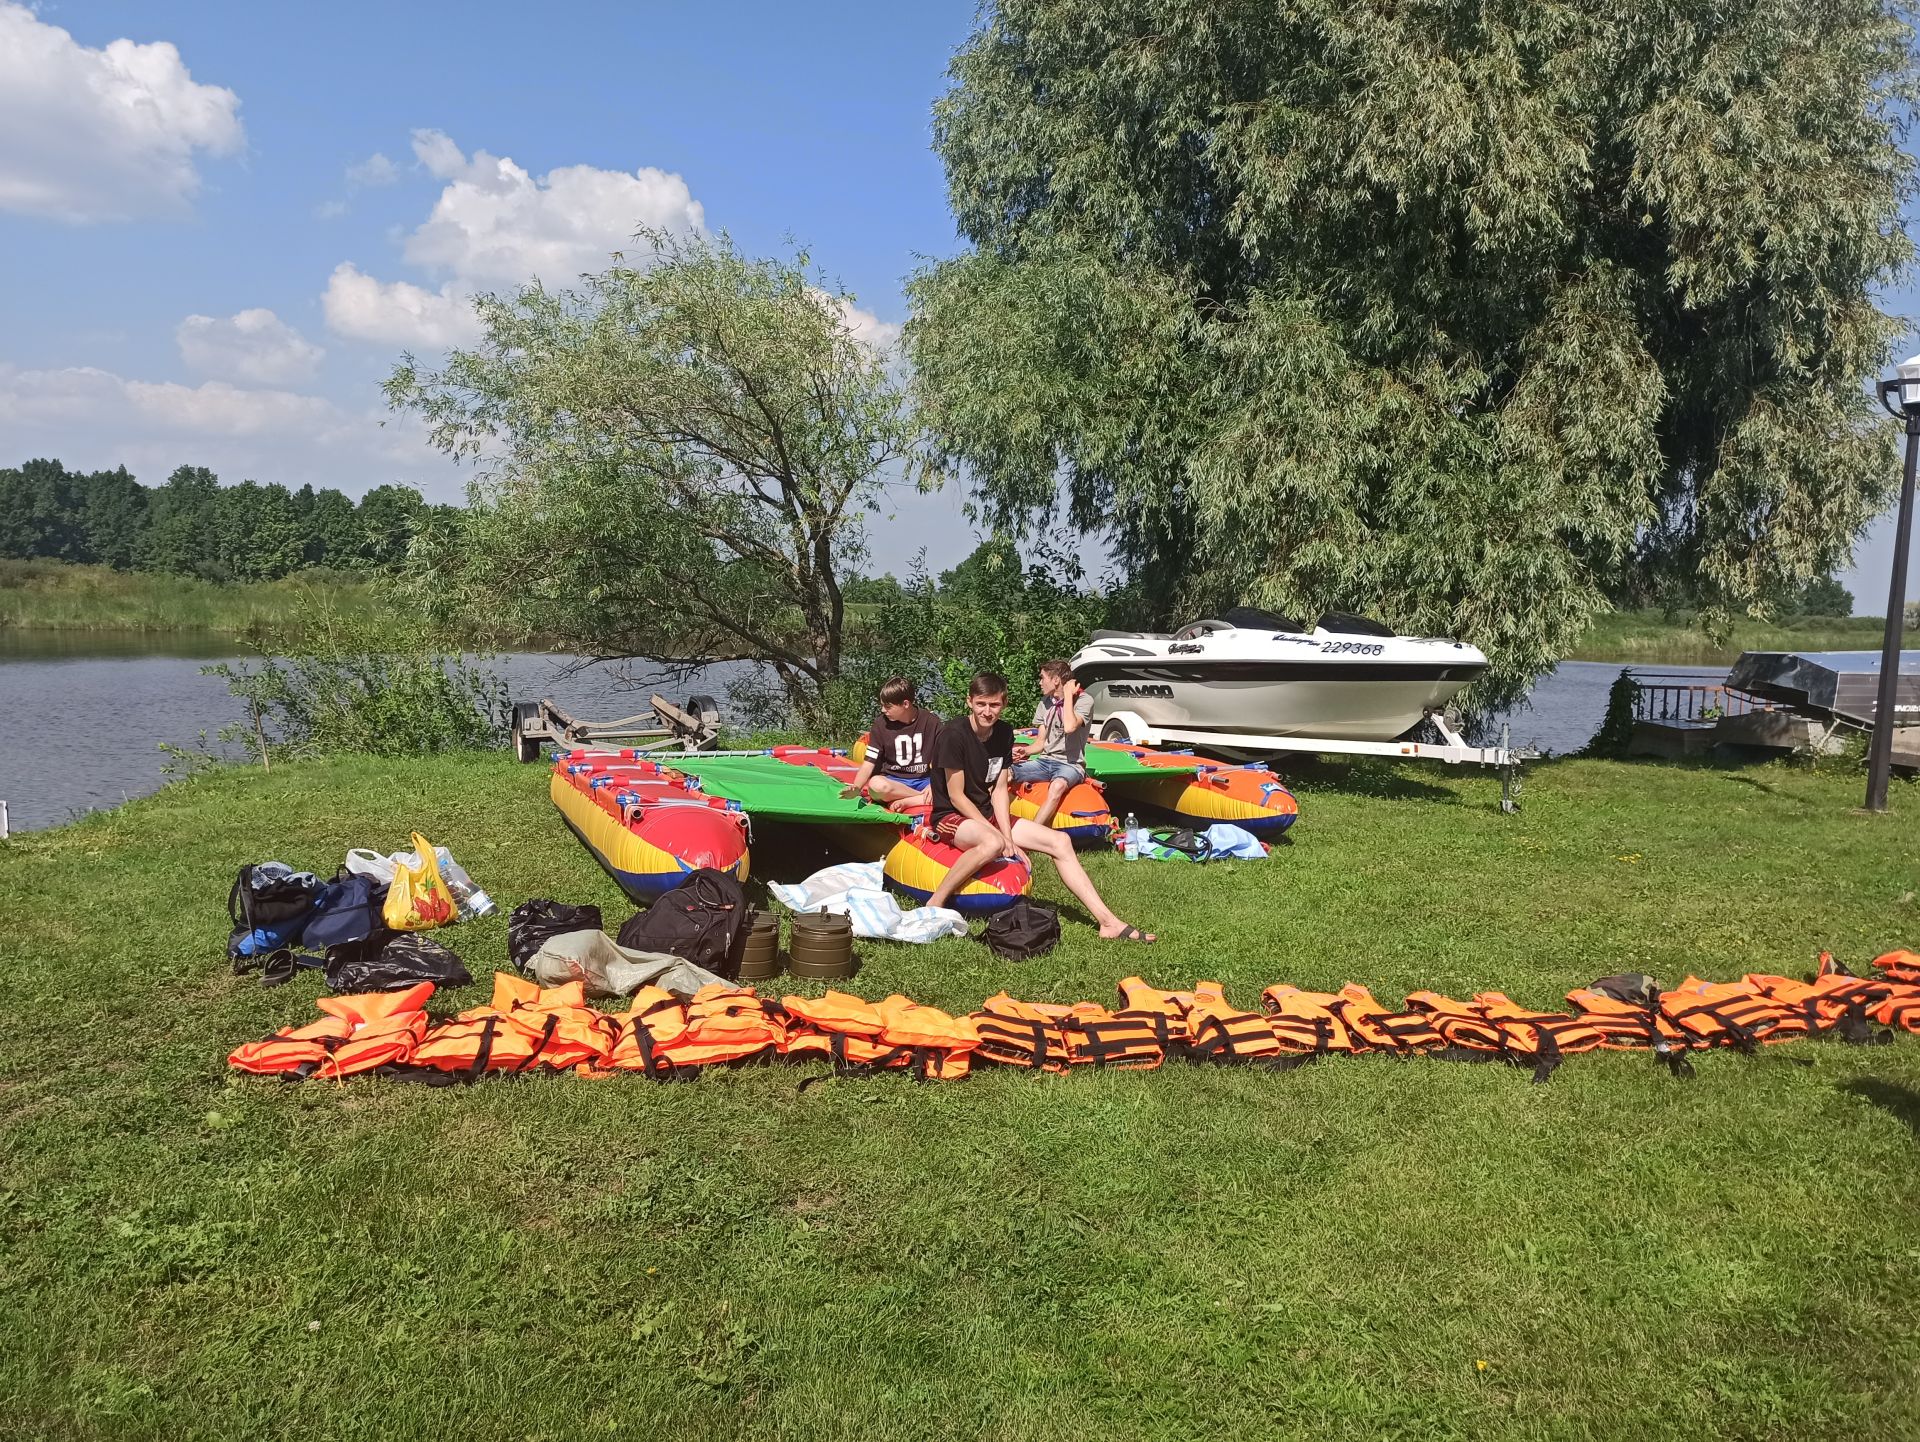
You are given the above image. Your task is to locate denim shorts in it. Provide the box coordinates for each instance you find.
[1013,756,1086,786]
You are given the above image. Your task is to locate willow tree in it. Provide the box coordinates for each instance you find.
[908,0,1917,702]
[388,233,932,725]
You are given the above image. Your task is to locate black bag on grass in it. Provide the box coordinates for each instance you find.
[1151,827,1210,859]
[227,863,324,959]
[327,933,470,993]
[980,899,1060,962]
[508,898,604,973]
[616,868,747,977]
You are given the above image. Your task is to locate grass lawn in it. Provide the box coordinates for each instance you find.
[3,750,1919,1439]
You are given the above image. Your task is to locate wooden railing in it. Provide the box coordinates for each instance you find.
[1630,674,1775,727]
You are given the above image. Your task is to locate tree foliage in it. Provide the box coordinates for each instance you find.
[388,232,935,727]
[908,0,1918,703]
[0,458,439,581]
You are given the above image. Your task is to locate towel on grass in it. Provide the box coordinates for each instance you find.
[769,861,969,943]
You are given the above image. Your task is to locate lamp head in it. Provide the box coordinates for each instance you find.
[1879,355,1920,417]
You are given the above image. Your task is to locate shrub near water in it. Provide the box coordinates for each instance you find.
[205,608,506,763]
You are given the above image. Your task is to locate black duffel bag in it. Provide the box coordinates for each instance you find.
[979,899,1060,962]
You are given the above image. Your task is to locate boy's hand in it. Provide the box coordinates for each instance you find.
[839,784,862,800]
[1012,744,1031,762]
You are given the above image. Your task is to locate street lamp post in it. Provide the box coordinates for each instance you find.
[1868,355,1920,812]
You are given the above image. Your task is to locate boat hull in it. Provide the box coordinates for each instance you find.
[1079,665,1482,743]
[549,768,749,904]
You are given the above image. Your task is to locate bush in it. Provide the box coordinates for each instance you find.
[205,607,507,765]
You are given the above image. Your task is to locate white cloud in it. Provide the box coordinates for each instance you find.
[0,362,462,499]
[0,3,243,223]
[322,132,707,350]
[321,263,483,349]
[314,199,349,220]
[826,294,903,353]
[176,309,325,384]
[346,151,398,188]
[400,129,707,288]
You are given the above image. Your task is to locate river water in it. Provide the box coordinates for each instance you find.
[0,633,1720,833]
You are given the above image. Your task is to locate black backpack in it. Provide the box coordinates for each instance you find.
[302,872,387,953]
[508,898,605,973]
[226,863,325,959]
[616,869,748,977]
[980,899,1060,962]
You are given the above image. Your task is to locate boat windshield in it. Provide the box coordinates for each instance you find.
[1219,606,1309,634]
[1315,612,1396,637]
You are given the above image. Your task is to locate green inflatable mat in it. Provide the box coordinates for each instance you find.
[654,753,901,824]
[1077,741,1200,779]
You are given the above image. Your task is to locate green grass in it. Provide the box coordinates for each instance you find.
[0,558,398,635]
[1573,607,1899,664]
[3,751,1919,1439]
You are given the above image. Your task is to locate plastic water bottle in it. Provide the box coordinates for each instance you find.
[1123,812,1139,860]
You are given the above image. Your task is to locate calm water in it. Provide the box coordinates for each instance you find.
[0,637,1716,833]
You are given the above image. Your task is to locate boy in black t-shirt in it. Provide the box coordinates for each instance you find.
[845,676,943,814]
[927,671,1156,943]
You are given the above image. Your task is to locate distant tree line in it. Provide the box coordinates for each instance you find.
[0,458,453,582]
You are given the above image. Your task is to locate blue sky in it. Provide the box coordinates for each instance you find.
[0,0,1914,610]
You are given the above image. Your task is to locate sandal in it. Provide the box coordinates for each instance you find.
[1105,925,1157,943]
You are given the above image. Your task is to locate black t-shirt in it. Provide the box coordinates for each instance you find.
[864,709,943,779]
[930,717,1015,824]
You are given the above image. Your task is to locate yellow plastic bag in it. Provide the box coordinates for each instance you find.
[383,831,458,931]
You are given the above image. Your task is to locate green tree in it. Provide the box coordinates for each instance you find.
[389,232,935,725]
[78,466,148,570]
[908,0,1917,704]
[0,458,88,562]
[302,486,360,569]
[141,465,222,577]
[355,484,429,570]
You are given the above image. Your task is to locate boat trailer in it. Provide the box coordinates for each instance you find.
[509,694,722,763]
[1093,709,1531,813]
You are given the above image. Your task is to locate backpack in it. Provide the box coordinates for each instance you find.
[1145,827,1210,861]
[508,898,605,973]
[302,872,388,953]
[615,869,749,978]
[980,899,1061,962]
[226,863,325,959]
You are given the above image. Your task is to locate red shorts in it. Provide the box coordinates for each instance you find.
[933,812,968,846]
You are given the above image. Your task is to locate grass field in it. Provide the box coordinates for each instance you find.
[0,559,398,635]
[3,750,1919,1439]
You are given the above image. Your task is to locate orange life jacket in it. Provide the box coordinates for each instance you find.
[1115,976,1197,1045]
[873,995,979,1081]
[1659,977,1808,1051]
[654,984,787,1066]
[603,986,691,1076]
[782,990,920,1073]
[1873,950,1920,985]
[411,974,616,1076]
[1052,1002,1170,1070]
[1563,986,1689,1050]
[1186,982,1286,1063]
[229,982,435,1080]
[1329,983,1442,1054]
[1256,985,1360,1055]
[1472,993,1608,1055]
[970,993,1072,1074]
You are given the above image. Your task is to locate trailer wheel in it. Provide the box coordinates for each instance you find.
[510,702,543,763]
[1100,713,1146,745]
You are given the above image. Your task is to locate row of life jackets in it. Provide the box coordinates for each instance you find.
[229,950,1920,1086]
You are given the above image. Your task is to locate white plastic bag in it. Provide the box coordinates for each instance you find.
[345,844,495,920]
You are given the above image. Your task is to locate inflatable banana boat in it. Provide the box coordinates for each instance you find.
[550,750,750,902]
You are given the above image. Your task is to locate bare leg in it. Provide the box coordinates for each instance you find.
[926,818,1004,910]
[1031,777,1071,827]
[866,776,927,814]
[1010,819,1156,940]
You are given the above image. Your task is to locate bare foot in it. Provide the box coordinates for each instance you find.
[1099,921,1157,943]
[887,796,923,815]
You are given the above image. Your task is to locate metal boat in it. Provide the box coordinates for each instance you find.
[1070,607,1488,743]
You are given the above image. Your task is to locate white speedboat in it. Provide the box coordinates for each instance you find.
[1070,608,1488,743]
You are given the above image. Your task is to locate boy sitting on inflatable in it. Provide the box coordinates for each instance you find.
[926,671,1156,942]
[1012,658,1091,827]
[844,675,943,814]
